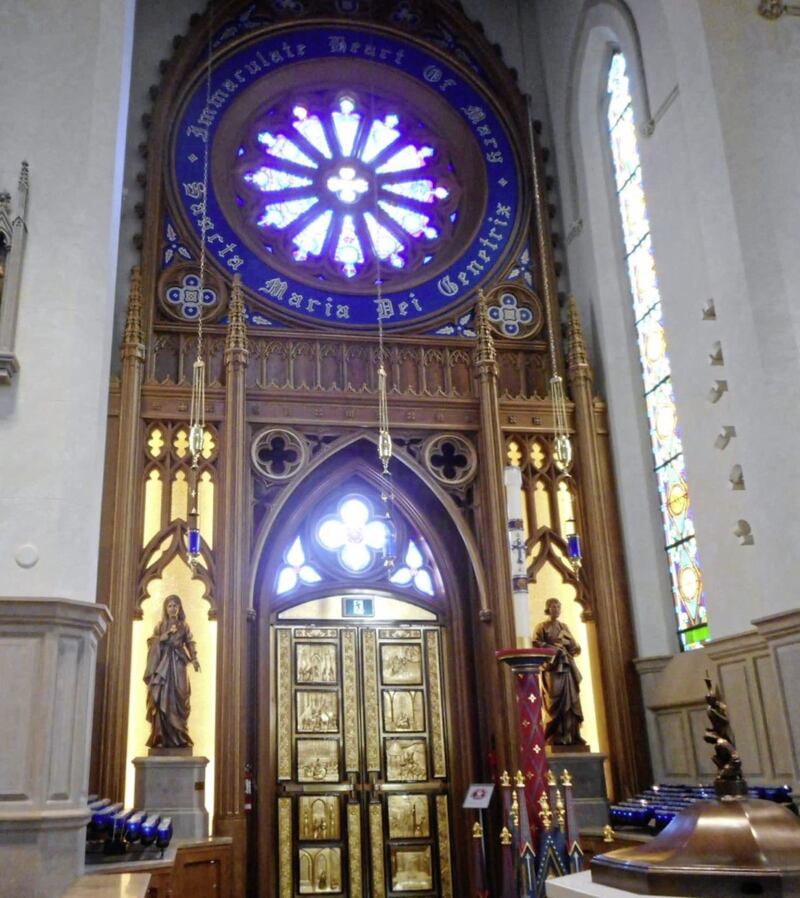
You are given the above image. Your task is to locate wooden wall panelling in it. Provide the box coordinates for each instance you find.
[172,841,233,898]
[655,710,695,780]
[637,622,800,789]
[717,659,766,777]
[148,326,565,403]
[145,869,172,898]
[754,611,800,785]
[753,654,795,780]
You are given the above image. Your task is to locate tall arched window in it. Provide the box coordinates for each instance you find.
[606,52,709,650]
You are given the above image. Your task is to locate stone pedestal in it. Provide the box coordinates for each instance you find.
[0,597,111,898]
[549,752,609,830]
[133,754,209,839]
[546,870,685,897]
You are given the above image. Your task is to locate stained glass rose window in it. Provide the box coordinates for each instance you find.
[232,88,464,291]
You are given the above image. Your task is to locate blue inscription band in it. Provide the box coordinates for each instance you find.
[172,25,522,329]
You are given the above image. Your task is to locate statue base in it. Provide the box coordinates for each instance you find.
[133,754,209,840]
[549,752,609,830]
[148,746,193,757]
[550,743,591,754]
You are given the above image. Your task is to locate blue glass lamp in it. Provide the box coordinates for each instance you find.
[566,520,582,576]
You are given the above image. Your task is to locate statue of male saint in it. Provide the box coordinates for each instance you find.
[144,594,201,749]
[532,597,586,748]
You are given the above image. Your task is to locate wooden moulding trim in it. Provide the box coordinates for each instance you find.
[753,608,800,641]
[704,629,768,661]
[632,654,673,677]
[0,597,112,638]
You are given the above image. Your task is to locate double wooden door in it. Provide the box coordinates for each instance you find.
[274,619,453,897]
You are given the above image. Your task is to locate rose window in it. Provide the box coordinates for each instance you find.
[237,92,459,289]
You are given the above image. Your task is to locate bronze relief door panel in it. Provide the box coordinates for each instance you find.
[275,623,453,897]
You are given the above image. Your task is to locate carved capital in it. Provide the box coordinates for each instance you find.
[758,0,785,17]
[758,0,800,16]
[0,351,20,384]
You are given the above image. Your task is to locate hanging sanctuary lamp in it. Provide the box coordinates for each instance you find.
[369,90,397,570]
[186,12,214,569]
[375,252,397,570]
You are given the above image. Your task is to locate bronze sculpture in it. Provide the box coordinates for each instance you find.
[144,595,201,749]
[532,597,586,747]
[703,674,746,796]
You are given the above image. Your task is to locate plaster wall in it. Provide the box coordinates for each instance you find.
[113,0,204,365]
[0,0,135,603]
[534,0,800,655]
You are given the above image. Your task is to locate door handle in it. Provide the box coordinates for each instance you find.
[367,772,385,796]
[347,772,358,801]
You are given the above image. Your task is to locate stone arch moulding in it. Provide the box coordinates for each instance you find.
[249,431,489,621]
[565,0,690,656]
[564,0,654,226]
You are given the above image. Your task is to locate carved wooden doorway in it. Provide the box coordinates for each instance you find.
[273,595,453,898]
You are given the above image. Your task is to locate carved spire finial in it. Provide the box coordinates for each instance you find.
[567,295,590,372]
[122,266,144,349]
[225,274,249,362]
[19,161,29,192]
[475,289,496,372]
[555,788,566,829]
[539,791,553,830]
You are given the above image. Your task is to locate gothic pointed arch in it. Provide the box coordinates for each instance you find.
[252,436,478,621]
[249,430,490,618]
[137,519,217,616]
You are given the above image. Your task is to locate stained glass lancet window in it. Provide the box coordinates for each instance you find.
[606,52,709,649]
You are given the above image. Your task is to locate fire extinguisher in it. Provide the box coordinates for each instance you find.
[244,763,255,814]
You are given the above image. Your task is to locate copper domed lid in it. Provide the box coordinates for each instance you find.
[592,797,800,896]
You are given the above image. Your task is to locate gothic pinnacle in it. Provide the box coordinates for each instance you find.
[567,295,590,372]
[225,274,249,360]
[123,266,144,349]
